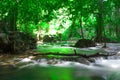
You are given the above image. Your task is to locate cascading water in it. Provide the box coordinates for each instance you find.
[1,57,120,80]
[0,43,120,80]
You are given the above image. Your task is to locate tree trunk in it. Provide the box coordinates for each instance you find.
[5,0,18,31]
[115,6,120,38]
[95,0,104,42]
[79,14,84,39]
[69,15,77,38]
[115,26,120,38]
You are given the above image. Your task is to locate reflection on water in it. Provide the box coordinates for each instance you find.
[4,66,74,80]
[0,58,120,80]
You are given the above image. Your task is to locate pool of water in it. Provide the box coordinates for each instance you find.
[1,43,120,80]
[0,58,120,80]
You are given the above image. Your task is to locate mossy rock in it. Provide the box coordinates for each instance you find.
[74,39,96,48]
[0,31,37,54]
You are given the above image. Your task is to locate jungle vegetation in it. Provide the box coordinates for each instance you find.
[0,0,120,53]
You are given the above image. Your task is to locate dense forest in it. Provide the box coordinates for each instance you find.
[1,0,120,80]
[1,0,120,53]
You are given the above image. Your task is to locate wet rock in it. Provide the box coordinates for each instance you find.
[77,58,90,65]
[91,76,105,80]
[0,64,17,71]
[75,39,96,48]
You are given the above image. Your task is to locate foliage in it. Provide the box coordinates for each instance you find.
[1,0,120,42]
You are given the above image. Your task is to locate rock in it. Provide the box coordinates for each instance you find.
[74,39,96,48]
[0,31,37,54]
[78,58,90,65]
[43,35,59,42]
[0,33,9,53]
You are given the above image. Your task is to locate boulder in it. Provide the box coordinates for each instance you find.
[74,39,96,48]
[43,35,60,42]
[0,31,37,54]
[0,33,9,53]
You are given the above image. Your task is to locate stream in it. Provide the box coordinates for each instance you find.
[0,43,120,80]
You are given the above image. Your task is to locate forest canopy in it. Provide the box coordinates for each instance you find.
[0,0,120,42]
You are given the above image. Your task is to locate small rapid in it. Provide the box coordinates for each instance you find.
[0,56,120,80]
[0,43,120,80]
[1,57,119,80]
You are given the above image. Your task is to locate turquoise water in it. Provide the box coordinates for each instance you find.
[1,66,73,80]
[1,43,120,80]
[1,58,120,80]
